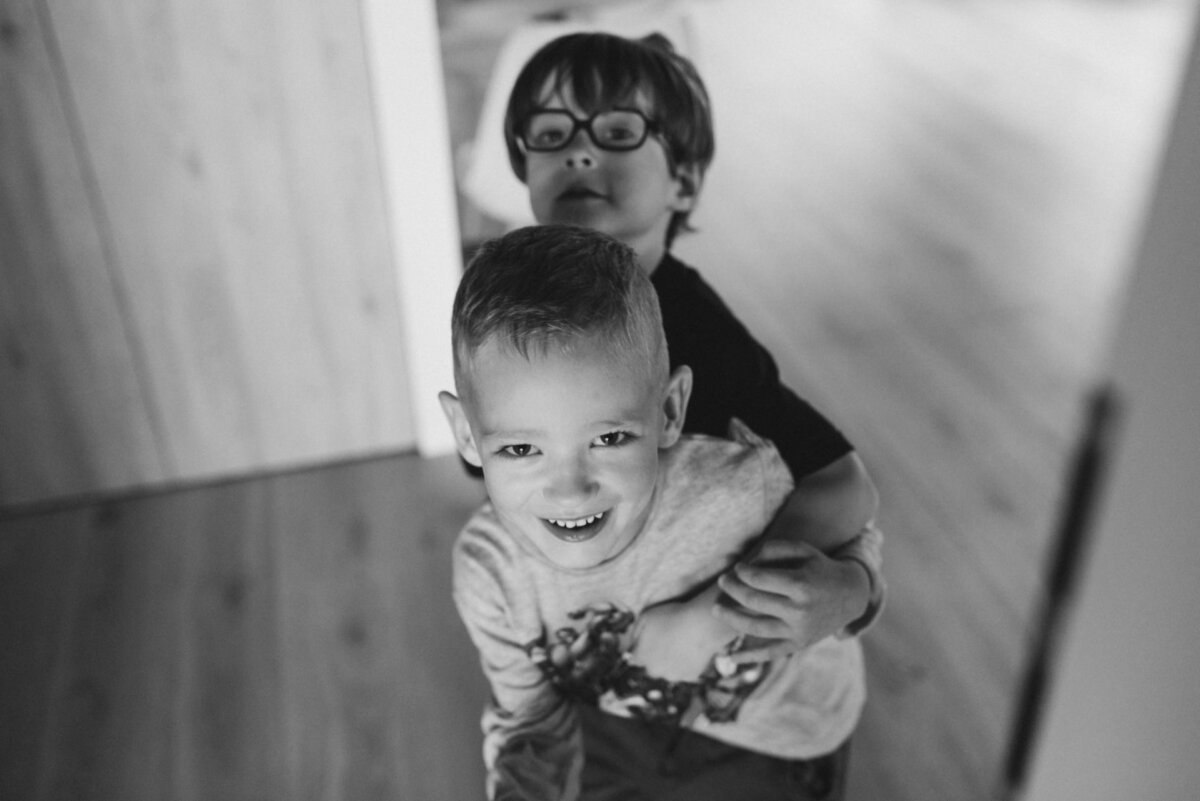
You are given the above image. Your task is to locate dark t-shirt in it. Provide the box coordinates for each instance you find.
[651,252,852,479]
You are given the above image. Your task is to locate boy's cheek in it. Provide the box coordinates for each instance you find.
[477,460,516,502]
[523,166,557,208]
[526,188,554,222]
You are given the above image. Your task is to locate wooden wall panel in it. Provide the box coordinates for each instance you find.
[38,0,415,483]
[0,0,164,505]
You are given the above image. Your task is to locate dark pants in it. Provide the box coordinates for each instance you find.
[579,705,849,801]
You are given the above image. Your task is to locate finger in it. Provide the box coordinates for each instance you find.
[724,640,797,665]
[718,573,796,618]
[712,587,771,622]
[747,538,821,566]
[711,603,791,640]
[724,562,813,600]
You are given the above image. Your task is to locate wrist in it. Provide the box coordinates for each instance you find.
[836,554,873,627]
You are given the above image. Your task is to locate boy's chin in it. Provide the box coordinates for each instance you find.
[544,201,611,229]
[534,532,619,571]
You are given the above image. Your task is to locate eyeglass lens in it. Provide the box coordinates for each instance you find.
[522,110,649,152]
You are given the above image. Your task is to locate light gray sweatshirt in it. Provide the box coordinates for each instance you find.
[452,423,881,801]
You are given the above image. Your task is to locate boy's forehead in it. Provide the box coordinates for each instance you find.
[462,335,661,426]
[463,333,657,397]
[534,72,652,113]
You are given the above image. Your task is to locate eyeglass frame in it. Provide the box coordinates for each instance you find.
[516,107,661,154]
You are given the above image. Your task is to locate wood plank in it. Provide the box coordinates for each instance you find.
[40,0,416,483]
[269,453,489,800]
[0,0,165,505]
[0,511,89,799]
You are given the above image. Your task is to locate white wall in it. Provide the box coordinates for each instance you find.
[363,0,461,456]
[1020,20,1200,801]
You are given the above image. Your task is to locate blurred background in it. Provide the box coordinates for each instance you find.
[2,0,1198,799]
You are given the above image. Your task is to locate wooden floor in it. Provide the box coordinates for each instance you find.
[0,454,490,800]
[3,1,1196,800]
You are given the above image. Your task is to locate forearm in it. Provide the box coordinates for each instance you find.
[631,581,742,681]
[720,450,885,643]
[759,451,879,553]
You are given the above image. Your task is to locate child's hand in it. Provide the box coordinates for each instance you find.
[631,584,740,682]
[713,540,870,664]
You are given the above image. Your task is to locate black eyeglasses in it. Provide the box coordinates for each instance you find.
[518,109,657,153]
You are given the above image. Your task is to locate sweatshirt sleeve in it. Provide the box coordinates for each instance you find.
[452,527,584,801]
[725,418,797,516]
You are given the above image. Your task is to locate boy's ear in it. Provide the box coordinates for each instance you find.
[438,391,483,467]
[670,164,703,212]
[659,365,693,448]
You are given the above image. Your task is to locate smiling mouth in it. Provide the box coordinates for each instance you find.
[543,511,607,543]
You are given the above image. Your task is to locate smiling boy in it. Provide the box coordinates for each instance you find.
[441,225,868,801]
[449,260,682,572]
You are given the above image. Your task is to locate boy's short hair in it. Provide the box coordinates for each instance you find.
[452,224,668,398]
[504,32,715,245]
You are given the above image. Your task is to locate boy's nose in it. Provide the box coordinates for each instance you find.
[542,458,599,504]
[565,152,595,168]
[562,133,597,169]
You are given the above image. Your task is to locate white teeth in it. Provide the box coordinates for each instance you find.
[548,512,604,529]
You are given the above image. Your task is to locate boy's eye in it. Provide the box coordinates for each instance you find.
[592,110,649,149]
[499,443,538,458]
[524,114,573,148]
[600,125,636,142]
[593,431,633,447]
[528,127,567,147]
